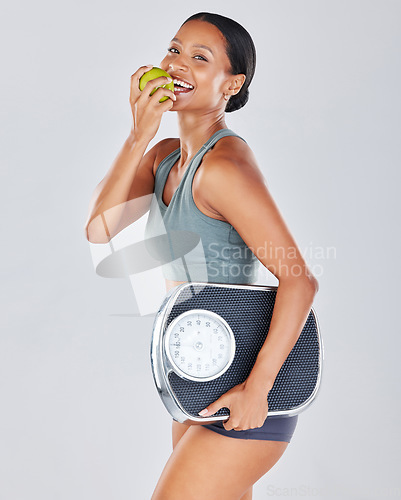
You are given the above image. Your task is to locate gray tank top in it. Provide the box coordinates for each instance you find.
[144,128,260,284]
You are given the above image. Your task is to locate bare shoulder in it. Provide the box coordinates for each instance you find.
[193,134,266,221]
[200,134,265,187]
[152,137,180,177]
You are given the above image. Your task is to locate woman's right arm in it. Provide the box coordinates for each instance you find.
[84,64,176,244]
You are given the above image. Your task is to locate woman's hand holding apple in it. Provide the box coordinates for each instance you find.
[129,65,176,143]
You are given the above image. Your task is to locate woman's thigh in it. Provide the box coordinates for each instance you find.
[172,420,253,500]
[172,420,191,449]
[151,423,288,500]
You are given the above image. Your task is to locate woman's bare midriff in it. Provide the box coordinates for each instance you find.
[165,279,258,293]
[165,279,188,292]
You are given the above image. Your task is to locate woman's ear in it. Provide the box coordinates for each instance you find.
[226,73,246,97]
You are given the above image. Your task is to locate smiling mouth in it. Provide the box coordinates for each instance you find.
[172,78,194,95]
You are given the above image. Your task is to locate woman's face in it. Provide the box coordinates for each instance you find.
[159,19,236,111]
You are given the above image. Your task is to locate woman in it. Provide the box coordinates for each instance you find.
[85,12,319,500]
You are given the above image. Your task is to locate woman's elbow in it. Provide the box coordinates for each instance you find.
[84,221,112,244]
[302,272,319,296]
[308,274,319,294]
[280,271,319,295]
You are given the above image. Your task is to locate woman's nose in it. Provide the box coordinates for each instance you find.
[169,53,188,71]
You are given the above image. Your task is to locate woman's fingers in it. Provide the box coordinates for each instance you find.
[150,85,176,103]
[129,64,154,104]
[138,76,175,102]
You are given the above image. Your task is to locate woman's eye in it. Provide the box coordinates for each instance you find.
[167,47,207,61]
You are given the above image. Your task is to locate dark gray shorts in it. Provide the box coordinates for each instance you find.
[200,414,298,442]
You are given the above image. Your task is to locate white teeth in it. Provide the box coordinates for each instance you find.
[173,78,194,89]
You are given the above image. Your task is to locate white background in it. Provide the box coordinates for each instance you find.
[1,1,400,498]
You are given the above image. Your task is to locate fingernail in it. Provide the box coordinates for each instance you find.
[147,64,153,67]
[166,77,172,82]
[198,409,208,416]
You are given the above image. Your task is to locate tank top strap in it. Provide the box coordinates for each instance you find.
[153,147,181,201]
[198,128,246,156]
[187,128,247,174]
[154,128,247,205]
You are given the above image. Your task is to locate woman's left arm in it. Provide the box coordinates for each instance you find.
[196,152,319,429]
[245,277,318,396]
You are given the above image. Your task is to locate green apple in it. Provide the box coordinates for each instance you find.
[139,67,174,103]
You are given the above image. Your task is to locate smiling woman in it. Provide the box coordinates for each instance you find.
[159,12,256,114]
[84,11,319,500]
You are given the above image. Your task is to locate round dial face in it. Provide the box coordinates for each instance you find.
[164,309,236,382]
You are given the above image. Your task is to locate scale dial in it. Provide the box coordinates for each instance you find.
[164,309,236,382]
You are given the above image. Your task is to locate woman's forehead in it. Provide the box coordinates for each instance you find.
[173,20,226,50]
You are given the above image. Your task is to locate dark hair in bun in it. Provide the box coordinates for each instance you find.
[181,12,256,113]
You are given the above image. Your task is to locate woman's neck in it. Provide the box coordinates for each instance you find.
[175,112,228,167]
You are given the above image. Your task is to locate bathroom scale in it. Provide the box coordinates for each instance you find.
[150,282,323,425]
